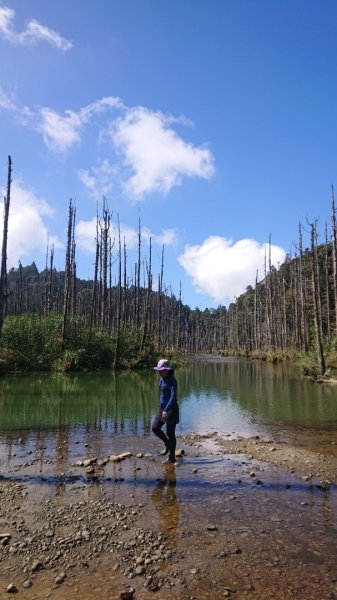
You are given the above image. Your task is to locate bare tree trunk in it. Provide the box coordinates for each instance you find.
[264,246,271,349]
[157,245,164,349]
[324,222,331,342]
[62,199,76,342]
[0,156,12,336]
[140,238,152,352]
[310,220,326,374]
[99,199,110,328]
[45,244,54,315]
[298,223,309,352]
[177,281,182,349]
[331,186,337,338]
[114,217,122,367]
[254,271,259,350]
[123,238,127,325]
[90,239,100,328]
[136,218,141,328]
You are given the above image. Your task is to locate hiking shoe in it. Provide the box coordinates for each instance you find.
[160,446,169,456]
[162,456,176,464]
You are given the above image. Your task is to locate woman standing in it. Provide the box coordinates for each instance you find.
[152,359,179,463]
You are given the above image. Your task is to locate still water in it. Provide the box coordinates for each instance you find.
[0,355,337,443]
[1,357,337,599]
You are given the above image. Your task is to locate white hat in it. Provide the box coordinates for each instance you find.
[153,359,173,371]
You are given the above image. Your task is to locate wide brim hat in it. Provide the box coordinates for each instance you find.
[153,359,173,371]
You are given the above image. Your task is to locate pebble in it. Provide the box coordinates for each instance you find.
[55,571,66,584]
[31,560,43,572]
[206,524,218,531]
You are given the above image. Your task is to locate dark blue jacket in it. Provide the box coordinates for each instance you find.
[159,374,178,413]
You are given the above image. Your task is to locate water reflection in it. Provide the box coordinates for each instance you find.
[151,465,179,547]
[0,358,336,443]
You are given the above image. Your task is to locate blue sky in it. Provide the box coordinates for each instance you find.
[0,0,337,309]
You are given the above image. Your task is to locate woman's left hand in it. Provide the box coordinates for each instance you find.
[162,411,168,420]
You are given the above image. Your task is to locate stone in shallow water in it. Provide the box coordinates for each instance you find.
[55,572,66,585]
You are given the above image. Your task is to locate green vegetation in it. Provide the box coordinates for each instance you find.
[0,314,158,372]
[1,160,337,376]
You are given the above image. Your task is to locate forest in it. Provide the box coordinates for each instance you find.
[1,155,337,375]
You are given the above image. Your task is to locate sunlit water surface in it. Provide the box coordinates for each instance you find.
[1,356,337,446]
[1,357,337,599]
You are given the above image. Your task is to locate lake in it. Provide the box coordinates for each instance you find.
[0,355,337,452]
[1,356,337,599]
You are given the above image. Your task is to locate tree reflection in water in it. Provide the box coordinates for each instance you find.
[151,465,179,548]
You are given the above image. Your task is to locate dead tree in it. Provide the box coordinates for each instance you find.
[62,199,76,342]
[140,237,152,353]
[298,223,309,352]
[324,222,331,342]
[90,216,100,328]
[331,186,337,338]
[99,199,111,328]
[114,217,122,367]
[0,156,12,336]
[309,219,326,374]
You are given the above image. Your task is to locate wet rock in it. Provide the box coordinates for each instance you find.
[6,583,18,593]
[120,590,135,600]
[55,571,66,584]
[45,529,54,538]
[206,524,218,531]
[145,577,160,591]
[83,458,96,467]
[119,452,133,459]
[31,559,43,572]
[85,466,95,475]
[22,580,32,589]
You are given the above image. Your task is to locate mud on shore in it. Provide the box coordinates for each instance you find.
[1,432,337,600]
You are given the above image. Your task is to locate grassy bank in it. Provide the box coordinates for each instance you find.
[0,314,159,372]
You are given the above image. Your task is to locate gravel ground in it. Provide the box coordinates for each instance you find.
[1,432,337,599]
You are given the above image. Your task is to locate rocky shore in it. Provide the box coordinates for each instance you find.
[1,432,337,599]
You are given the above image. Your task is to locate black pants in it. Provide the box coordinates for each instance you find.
[152,408,177,457]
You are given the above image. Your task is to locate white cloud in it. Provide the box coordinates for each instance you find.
[76,217,178,255]
[142,227,178,247]
[178,236,286,305]
[78,159,119,199]
[79,96,124,121]
[0,87,32,125]
[37,107,82,153]
[0,6,72,51]
[37,96,122,153]
[110,106,215,199]
[75,218,98,254]
[0,91,215,197]
[0,87,16,111]
[0,181,63,268]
